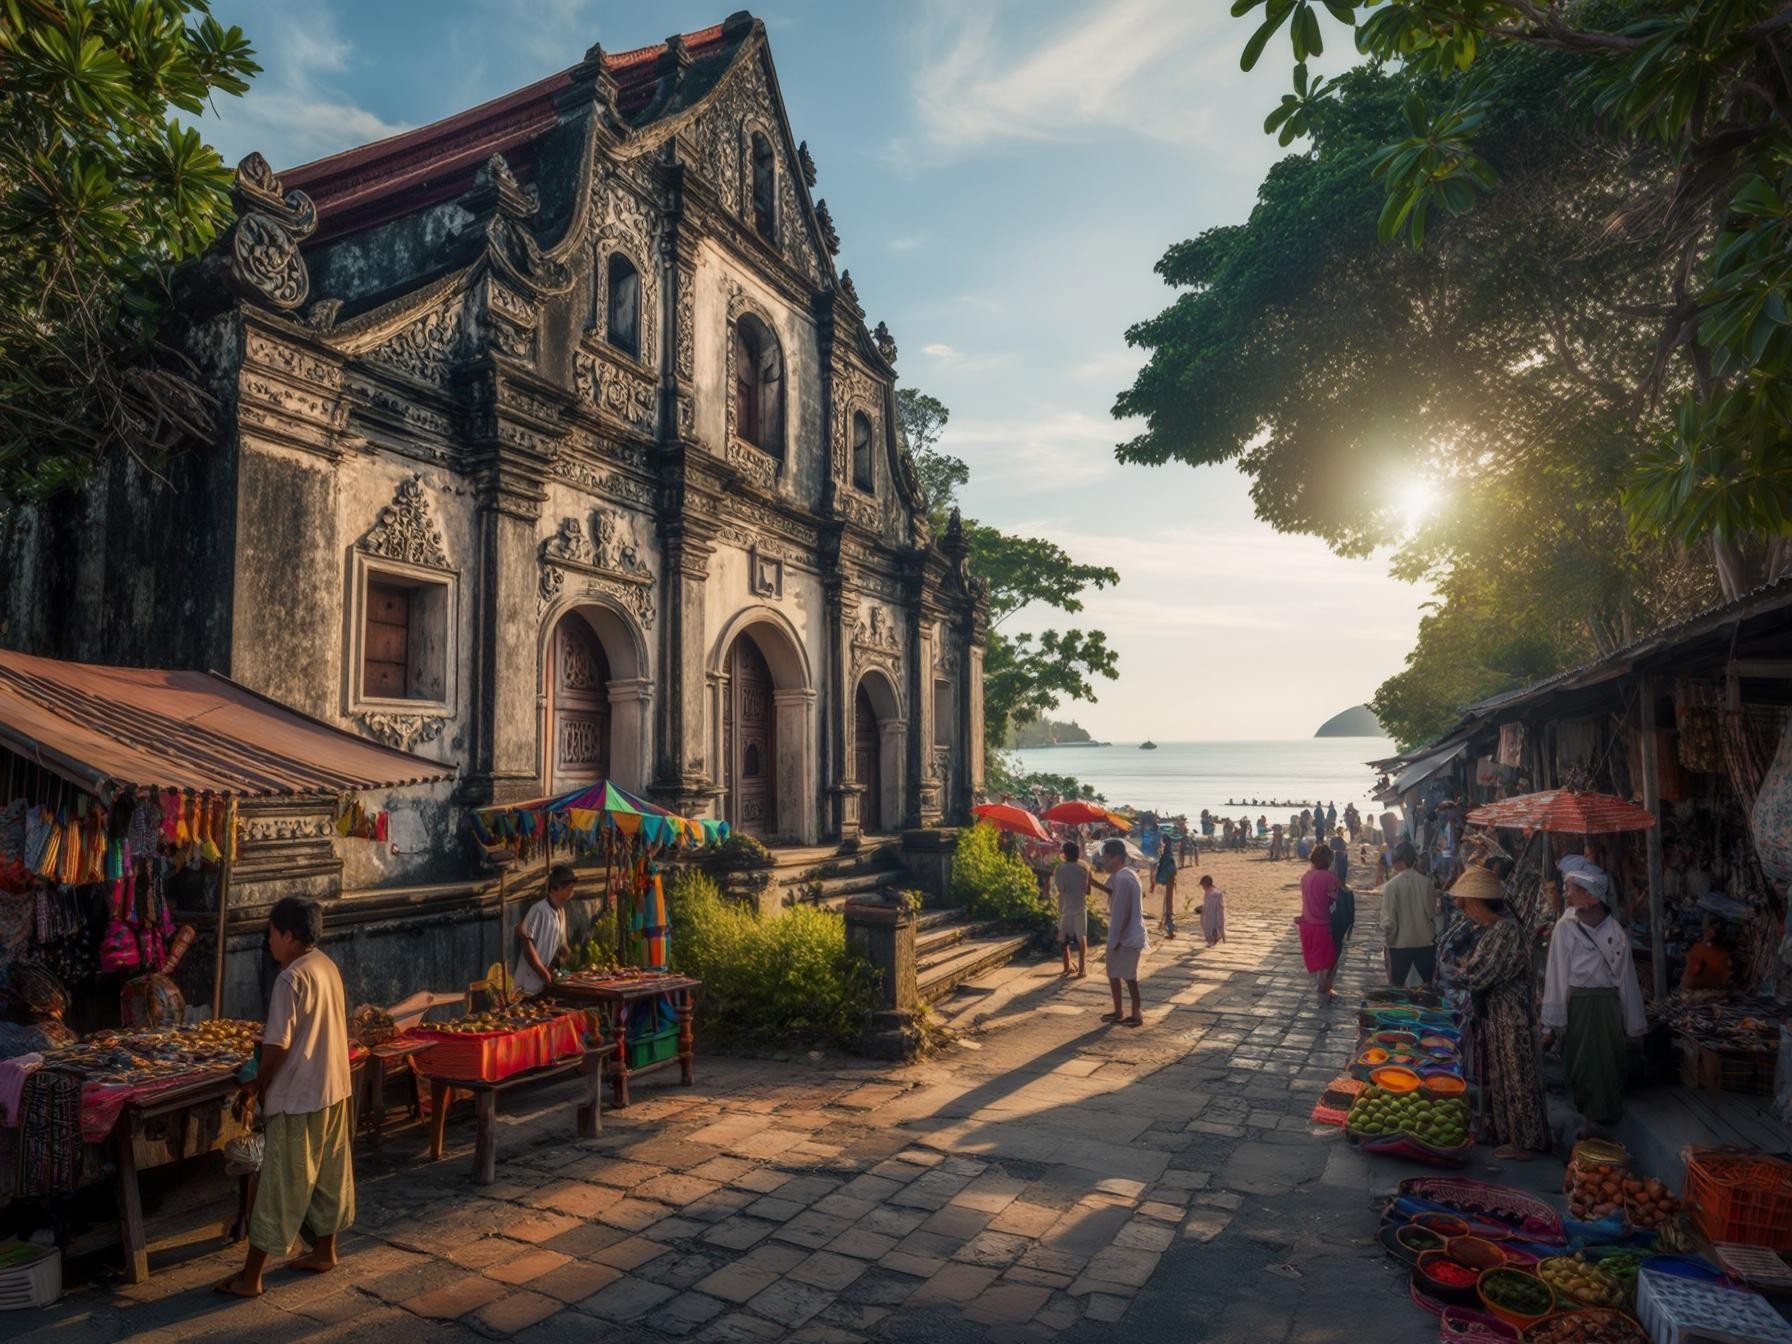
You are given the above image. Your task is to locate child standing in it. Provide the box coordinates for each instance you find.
[1052,841,1090,979]
[1198,875,1226,947]
[515,863,576,995]
[217,897,353,1297]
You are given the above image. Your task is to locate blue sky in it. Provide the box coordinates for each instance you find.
[202,0,1420,742]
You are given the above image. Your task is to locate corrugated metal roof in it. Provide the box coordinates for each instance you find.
[0,648,456,798]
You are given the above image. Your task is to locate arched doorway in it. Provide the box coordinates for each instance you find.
[548,613,611,790]
[725,632,777,838]
[854,683,881,834]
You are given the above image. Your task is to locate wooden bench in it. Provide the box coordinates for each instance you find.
[424,1042,612,1185]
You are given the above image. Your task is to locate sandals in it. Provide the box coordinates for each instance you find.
[1100,1011,1123,1023]
[1120,1015,1144,1028]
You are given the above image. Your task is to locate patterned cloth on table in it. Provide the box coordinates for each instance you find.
[16,1067,81,1196]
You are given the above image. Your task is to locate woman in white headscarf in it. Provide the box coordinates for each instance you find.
[1541,867,1646,1134]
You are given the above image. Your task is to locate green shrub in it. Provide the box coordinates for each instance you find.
[669,870,874,1048]
[951,823,1052,925]
[707,832,774,872]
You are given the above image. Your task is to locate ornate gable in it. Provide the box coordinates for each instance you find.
[687,42,827,286]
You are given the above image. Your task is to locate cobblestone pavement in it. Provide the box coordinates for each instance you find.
[13,850,1566,1343]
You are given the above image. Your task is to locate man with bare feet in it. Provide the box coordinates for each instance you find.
[217,897,354,1297]
[1100,839,1147,1027]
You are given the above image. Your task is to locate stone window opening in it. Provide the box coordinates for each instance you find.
[605,253,640,360]
[851,411,875,493]
[359,572,450,704]
[733,313,784,458]
[750,131,776,242]
[934,678,952,747]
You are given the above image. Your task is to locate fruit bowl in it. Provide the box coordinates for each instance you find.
[1417,1251,1484,1306]
[1370,1065,1422,1094]
[1478,1268,1556,1329]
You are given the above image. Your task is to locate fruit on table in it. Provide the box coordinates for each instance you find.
[1618,1175,1679,1229]
[1480,1268,1553,1317]
[1539,1254,1626,1308]
[1523,1309,1647,1344]
[1346,1085,1471,1147]
[1566,1161,1629,1221]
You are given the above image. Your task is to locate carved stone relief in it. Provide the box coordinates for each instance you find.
[551,451,654,509]
[367,302,463,386]
[537,509,655,629]
[354,712,449,752]
[750,548,783,598]
[227,154,317,311]
[360,475,450,570]
[573,349,656,432]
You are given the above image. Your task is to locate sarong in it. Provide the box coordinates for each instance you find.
[248,1098,356,1256]
[1298,922,1335,973]
[1564,987,1626,1125]
[1201,893,1225,946]
[16,1067,80,1196]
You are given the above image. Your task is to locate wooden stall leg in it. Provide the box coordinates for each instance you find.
[369,1056,389,1147]
[114,1130,149,1285]
[611,1013,631,1110]
[676,989,695,1087]
[577,1049,603,1139]
[428,1080,450,1161]
[473,1091,497,1186]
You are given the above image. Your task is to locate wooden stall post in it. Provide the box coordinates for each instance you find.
[211,856,234,1021]
[1639,675,1668,1002]
[496,863,510,996]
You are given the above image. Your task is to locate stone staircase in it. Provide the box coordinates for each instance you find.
[733,841,1036,1004]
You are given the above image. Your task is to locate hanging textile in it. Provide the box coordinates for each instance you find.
[15,1068,81,1196]
[1497,722,1527,769]
[1673,679,1725,772]
[1724,705,1788,815]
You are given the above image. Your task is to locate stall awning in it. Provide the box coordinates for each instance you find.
[1391,741,1467,795]
[0,648,455,798]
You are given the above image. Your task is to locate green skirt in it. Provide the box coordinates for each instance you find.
[1564,987,1626,1126]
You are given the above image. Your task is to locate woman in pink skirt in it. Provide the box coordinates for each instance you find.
[1198,875,1226,947]
[1298,844,1340,1009]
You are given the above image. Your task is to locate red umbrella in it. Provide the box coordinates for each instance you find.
[1040,800,1130,831]
[1466,789,1656,835]
[971,803,1053,843]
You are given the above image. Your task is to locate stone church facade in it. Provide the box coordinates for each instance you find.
[0,12,987,911]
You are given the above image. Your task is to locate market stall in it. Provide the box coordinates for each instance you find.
[468,780,722,1109]
[0,650,453,1281]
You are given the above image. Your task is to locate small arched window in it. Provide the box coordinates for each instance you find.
[733,314,784,458]
[605,254,640,360]
[852,411,875,492]
[750,132,776,242]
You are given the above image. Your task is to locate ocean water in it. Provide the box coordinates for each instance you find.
[1008,737,1397,821]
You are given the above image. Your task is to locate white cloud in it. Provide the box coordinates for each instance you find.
[896,0,1357,166]
[888,231,932,251]
[1069,348,1145,386]
[199,2,410,171]
[943,407,1126,488]
[923,342,962,360]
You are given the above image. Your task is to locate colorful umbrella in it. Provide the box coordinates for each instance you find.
[1041,800,1131,831]
[1466,789,1656,835]
[971,803,1053,843]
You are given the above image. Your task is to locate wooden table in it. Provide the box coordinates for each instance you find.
[546,974,699,1109]
[424,1041,612,1185]
[358,1036,436,1146]
[106,1071,244,1284]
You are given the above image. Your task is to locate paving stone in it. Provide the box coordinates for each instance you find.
[744,1195,808,1222]
[683,1189,758,1223]
[404,1275,507,1319]
[879,1249,947,1279]
[697,1311,788,1343]
[737,1242,811,1274]
[894,1229,965,1261]
[649,1291,728,1327]
[580,1273,677,1322]
[1001,1264,1075,1290]
[787,1250,867,1291]
[646,1215,707,1244]
[694,1262,783,1305]
[811,1193,878,1221]
[476,1289,563,1333]
[688,1156,759,1183]
[855,1205,928,1238]
[540,1221,628,1258]
[635,1173,722,1205]
[1084,1292,1130,1323]
[772,1209,855,1249]
[964,1282,1053,1325]
[530,1258,623,1303]
[732,1168,793,1194]
[951,1230,1032,1268]
[827,1227,898,1261]
[703,1216,777,1250]
[919,1204,992,1239]
[746,1277,835,1328]
[1181,1208,1232,1243]
[912,1262,1001,1305]
[590,1235,671,1272]
[986,1201,1061,1238]
[639,1249,730,1292]
[597,1196,670,1231]
[506,1211,583,1244]
[444,1236,521,1270]
[1113,1218,1177,1252]
[486,1248,572,1284]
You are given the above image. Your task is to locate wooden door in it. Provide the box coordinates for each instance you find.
[728,634,776,838]
[855,684,881,832]
[550,616,610,790]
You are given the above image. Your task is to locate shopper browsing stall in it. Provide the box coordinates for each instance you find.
[515,864,576,995]
[217,897,353,1298]
[1450,866,1550,1159]
[1542,867,1646,1134]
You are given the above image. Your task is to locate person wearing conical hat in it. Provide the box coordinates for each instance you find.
[1450,866,1551,1158]
[1542,865,1646,1135]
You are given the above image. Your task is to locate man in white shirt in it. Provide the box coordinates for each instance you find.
[1542,868,1646,1134]
[1100,839,1148,1028]
[515,864,577,995]
[218,897,353,1298]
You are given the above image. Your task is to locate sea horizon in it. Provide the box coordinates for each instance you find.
[1008,737,1397,822]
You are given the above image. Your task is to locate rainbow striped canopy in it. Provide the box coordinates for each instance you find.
[473,779,728,850]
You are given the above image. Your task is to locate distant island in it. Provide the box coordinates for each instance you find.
[1007,718,1108,749]
[1315,705,1384,737]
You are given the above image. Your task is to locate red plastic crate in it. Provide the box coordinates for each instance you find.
[1684,1148,1792,1252]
